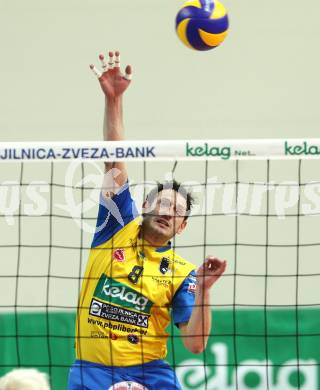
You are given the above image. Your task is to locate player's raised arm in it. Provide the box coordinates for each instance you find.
[90,50,132,188]
[179,257,227,353]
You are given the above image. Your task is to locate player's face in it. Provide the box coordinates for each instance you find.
[142,189,188,242]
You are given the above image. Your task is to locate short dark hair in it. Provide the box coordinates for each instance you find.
[145,179,195,220]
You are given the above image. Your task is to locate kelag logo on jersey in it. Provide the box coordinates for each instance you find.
[94,274,153,314]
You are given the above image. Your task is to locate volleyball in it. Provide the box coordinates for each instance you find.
[175,0,229,51]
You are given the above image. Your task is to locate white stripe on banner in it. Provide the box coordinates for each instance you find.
[0,139,320,162]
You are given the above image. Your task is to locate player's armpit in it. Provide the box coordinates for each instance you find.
[177,322,188,330]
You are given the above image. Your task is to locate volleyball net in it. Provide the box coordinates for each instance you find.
[0,139,319,390]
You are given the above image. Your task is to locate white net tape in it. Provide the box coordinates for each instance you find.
[0,139,320,162]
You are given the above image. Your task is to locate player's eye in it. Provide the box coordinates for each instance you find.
[176,207,186,217]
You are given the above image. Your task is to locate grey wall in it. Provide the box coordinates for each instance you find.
[1,0,320,141]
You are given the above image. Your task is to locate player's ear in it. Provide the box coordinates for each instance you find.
[142,200,148,213]
[142,199,152,214]
[177,219,187,234]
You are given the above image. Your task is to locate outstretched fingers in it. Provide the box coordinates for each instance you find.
[115,51,120,68]
[99,54,108,73]
[108,51,115,69]
[90,50,133,83]
[89,51,114,78]
[89,64,102,79]
[124,65,132,81]
[114,51,133,81]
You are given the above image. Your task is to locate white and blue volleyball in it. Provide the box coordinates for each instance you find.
[175,0,229,51]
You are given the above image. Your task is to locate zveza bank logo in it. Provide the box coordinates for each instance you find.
[89,299,149,328]
[90,300,102,316]
[284,141,320,156]
[93,274,153,313]
[186,142,231,160]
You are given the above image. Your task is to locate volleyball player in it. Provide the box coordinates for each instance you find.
[68,51,227,390]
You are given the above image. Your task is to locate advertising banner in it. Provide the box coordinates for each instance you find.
[0,308,319,389]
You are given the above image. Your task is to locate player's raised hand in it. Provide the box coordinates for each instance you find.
[90,50,132,99]
[196,257,227,290]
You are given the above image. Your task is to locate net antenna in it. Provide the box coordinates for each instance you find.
[171,160,178,177]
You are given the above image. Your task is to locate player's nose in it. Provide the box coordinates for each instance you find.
[158,207,172,218]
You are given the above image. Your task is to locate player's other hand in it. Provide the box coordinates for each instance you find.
[196,257,227,290]
[90,51,132,99]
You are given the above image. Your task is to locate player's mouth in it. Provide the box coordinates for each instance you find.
[155,218,170,228]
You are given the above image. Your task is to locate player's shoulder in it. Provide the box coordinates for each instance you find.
[95,216,141,249]
[119,215,141,233]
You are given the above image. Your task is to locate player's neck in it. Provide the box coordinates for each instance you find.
[139,229,169,248]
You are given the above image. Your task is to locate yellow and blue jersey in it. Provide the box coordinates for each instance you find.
[75,182,197,367]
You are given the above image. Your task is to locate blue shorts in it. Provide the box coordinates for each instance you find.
[68,359,183,390]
